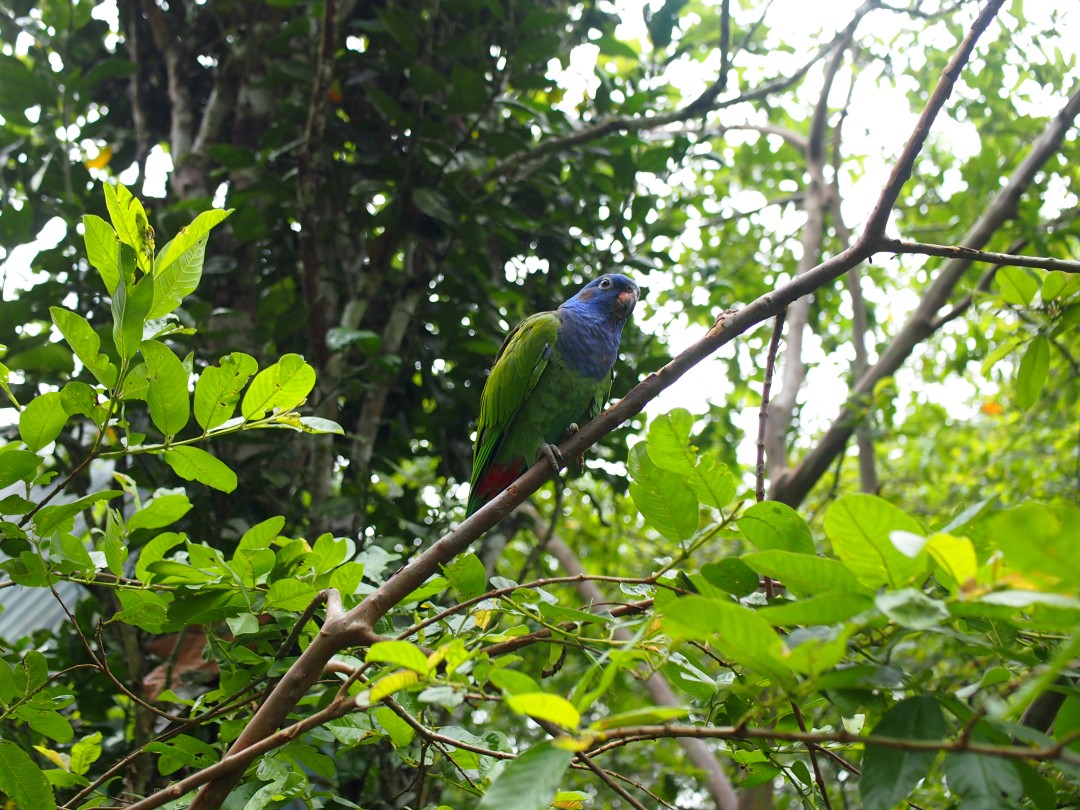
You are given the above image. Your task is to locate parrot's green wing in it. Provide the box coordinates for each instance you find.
[471,311,561,488]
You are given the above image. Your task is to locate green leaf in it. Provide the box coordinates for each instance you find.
[0,740,56,810]
[154,208,232,279]
[489,669,541,695]
[0,660,14,704]
[875,588,949,630]
[120,363,150,400]
[986,502,1080,588]
[369,669,420,702]
[738,502,815,554]
[69,732,103,776]
[60,381,96,418]
[1040,270,1067,302]
[980,339,1020,377]
[103,182,152,273]
[294,416,345,434]
[944,753,1023,808]
[688,452,737,509]
[996,266,1038,306]
[81,214,120,293]
[477,741,574,810]
[100,509,126,576]
[194,353,258,430]
[240,353,317,420]
[19,392,68,452]
[149,235,206,319]
[15,704,73,743]
[17,651,49,693]
[144,735,217,776]
[141,340,191,437]
[371,706,416,748]
[0,449,42,488]
[112,274,155,360]
[628,443,698,541]
[1015,335,1050,410]
[506,693,581,728]
[236,516,286,553]
[163,447,237,492]
[33,491,122,536]
[646,408,697,474]
[265,579,319,611]
[701,559,760,598]
[366,641,431,675]
[860,696,946,810]
[824,494,927,589]
[136,532,186,581]
[113,591,171,632]
[646,409,736,509]
[49,307,118,387]
[662,595,793,686]
[442,552,487,600]
[127,494,192,533]
[742,550,874,598]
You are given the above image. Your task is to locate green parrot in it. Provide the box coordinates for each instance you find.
[467,273,640,516]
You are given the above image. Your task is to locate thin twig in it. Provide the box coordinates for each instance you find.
[757,310,787,502]
[877,237,1080,274]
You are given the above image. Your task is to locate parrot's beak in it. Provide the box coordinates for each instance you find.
[615,286,639,318]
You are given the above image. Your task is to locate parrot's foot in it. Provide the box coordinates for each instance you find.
[538,443,564,475]
[563,423,584,472]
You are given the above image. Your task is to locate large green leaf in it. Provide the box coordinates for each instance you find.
[163,447,237,493]
[18,392,68,452]
[0,448,41,489]
[149,235,207,319]
[628,443,698,540]
[154,208,233,279]
[860,696,946,810]
[141,340,191,438]
[646,409,736,508]
[81,214,120,293]
[1015,335,1050,410]
[662,595,793,687]
[194,352,258,430]
[50,307,118,387]
[103,182,152,273]
[112,275,155,360]
[366,641,431,675]
[742,550,873,598]
[824,495,927,589]
[126,494,192,533]
[738,501,815,554]
[240,354,316,420]
[0,740,56,810]
[944,753,1023,809]
[477,741,574,810]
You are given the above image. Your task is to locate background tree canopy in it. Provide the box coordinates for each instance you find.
[0,0,1078,808]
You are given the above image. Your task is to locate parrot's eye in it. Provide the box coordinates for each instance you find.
[599,277,612,289]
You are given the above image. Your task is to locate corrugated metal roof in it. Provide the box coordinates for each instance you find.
[0,459,116,639]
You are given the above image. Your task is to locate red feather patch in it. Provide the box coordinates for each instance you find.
[468,463,525,514]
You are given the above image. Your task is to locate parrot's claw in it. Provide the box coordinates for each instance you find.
[565,422,579,436]
[539,443,564,475]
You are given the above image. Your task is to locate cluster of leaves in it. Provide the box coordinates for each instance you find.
[0,186,345,807]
